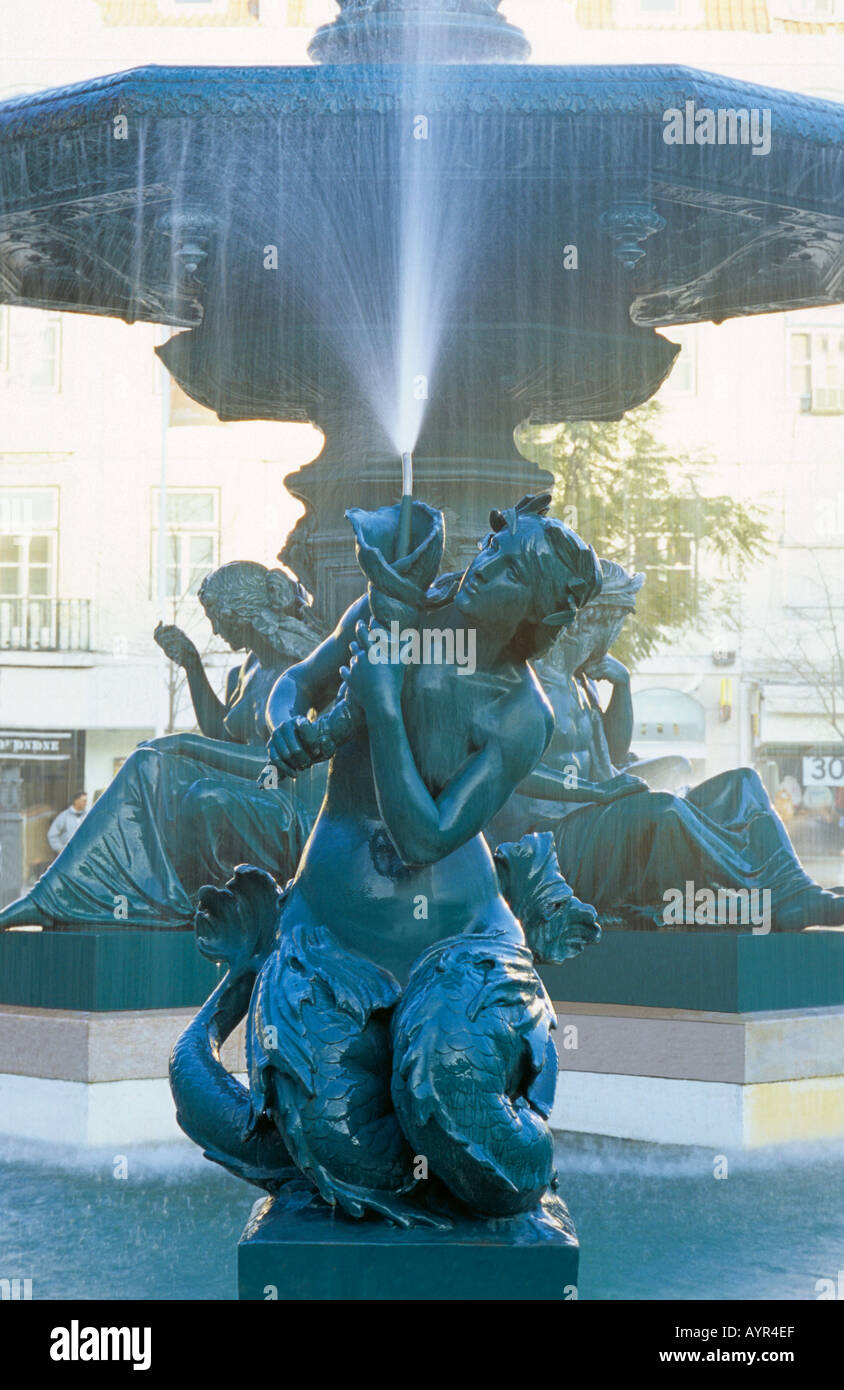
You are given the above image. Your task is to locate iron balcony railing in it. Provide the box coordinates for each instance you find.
[0,597,91,652]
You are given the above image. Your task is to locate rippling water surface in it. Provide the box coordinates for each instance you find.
[0,1134,841,1301]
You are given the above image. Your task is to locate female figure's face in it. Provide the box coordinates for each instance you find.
[454,525,577,638]
[595,608,627,657]
[559,605,627,672]
[555,612,597,672]
[204,598,254,652]
[454,529,533,633]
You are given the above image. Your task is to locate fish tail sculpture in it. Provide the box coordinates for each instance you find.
[171,866,427,1222]
[173,837,597,1224]
[247,921,425,1224]
[169,866,297,1193]
[494,831,602,963]
[390,932,560,1217]
[390,834,600,1218]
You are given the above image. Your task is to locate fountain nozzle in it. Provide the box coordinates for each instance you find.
[401,450,413,497]
[398,451,414,555]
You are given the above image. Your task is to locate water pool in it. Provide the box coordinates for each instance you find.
[1,1134,840,1301]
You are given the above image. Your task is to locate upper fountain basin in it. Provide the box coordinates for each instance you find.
[0,63,842,423]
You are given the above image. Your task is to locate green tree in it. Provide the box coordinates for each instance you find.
[517,401,769,666]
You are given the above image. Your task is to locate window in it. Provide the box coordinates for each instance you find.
[0,489,58,599]
[287,0,308,22]
[154,335,218,421]
[0,309,62,391]
[613,0,704,24]
[169,379,220,426]
[781,0,837,17]
[659,326,697,396]
[156,0,232,15]
[152,326,168,395]
[151,489,220,598]
[0,489,77,650]
[637,520,698,617]
[789,328,844,413]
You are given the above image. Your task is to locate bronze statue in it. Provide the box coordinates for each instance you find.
[0,563,321,930]
[170,495,602,1226]
[490,560,844,930]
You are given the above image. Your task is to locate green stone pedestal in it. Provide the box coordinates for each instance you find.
[0,929,219,1011]
[238,1191,580,1301]
[539,927,844,1013]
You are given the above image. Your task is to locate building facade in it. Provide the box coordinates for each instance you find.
[1,0,843,903]
[511,0,844,875]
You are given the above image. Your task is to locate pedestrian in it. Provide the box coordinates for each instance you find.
[47,791,88,855]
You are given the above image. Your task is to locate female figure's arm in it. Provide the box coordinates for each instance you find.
[266,595,370,775]
[341,624,547,866]
[515,667,645,805]
[154,623,229,741]
[518,763,648,804]
[582,654,634,767]
[143,732,270,778]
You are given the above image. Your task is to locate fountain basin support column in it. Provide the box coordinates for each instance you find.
[282,403,553,620]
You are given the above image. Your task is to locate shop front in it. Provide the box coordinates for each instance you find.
[0,727,85,905]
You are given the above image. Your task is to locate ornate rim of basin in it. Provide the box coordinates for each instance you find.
[1,63,843,145]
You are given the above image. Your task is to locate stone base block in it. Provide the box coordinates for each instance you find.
[0,1004,245,1082]
[543,979,844,1147]
[0,1072,183,1145]
[548,1001,844,1147]
[0,1004,245,1145]
[552,1002,844,1085]
[238,1192,579,1301]
[549,1070,844,1148]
